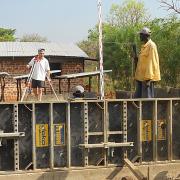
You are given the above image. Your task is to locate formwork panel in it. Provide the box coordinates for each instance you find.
[88,148,104,166]
[0,105,14,171]
[88,135,104,166]
[108,134,123,165]
[108,102,122,131]
[107,102,123,165]
[18,104,32,170]
[88,102,104,166]
[88,102,103,132]
[53,103,67,167]
[172,100,180,160]
[70,103,84,166]
[157,101,168,161]
[0,98,180,173]
[142,101,153,162]
[35,103,50,169]
[127,101,138,161]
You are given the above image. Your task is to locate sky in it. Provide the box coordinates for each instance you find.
[0,0,169,43]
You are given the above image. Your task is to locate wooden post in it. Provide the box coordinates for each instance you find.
[88,76,92,92]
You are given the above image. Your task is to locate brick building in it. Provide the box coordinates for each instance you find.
[0,42,91,101]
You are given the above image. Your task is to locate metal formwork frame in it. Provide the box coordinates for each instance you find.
[103,101,108,166]
[153,100,158,162]
[123,101,128,159]
[168,100,173,161]
[66,102,71,168]
[50,103,54,169]
[83,101,89,166]
[0,98,180,172]
[32,103,36,170]
[137,101,142,163]
[13,104,19,171]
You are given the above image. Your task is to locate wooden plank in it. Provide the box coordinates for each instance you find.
[88,132,104,136]
[124,158,147,180]
[55,70,112,79]
[79,142,133,148]
[13,70,61,80]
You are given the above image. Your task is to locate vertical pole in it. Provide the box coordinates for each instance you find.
[98,0,104,100]
[137,101,142,163]
[13,104,19,171]
[84,102,89,166]
[17,80,19,101]
[88,77,92,92]
[104,101,108,166]
[50,103,54,169]
[59,79,61,94]
[168,100,173,161]
[68,79,70,93]
[66,102,71,168]
[153,100,158,162]
[19,79,22,100]
[32,103,36,169]
[123,101,128,159]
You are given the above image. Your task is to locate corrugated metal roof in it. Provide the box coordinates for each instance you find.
[0,42,88,58]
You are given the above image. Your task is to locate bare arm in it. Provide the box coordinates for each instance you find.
[26,64,31,69]
[47,70,51,81]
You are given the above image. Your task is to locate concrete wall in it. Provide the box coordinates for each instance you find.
[0,163,180,180]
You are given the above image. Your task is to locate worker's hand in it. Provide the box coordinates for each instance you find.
[26,65,30,69]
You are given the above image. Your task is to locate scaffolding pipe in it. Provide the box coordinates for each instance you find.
[97,0,104,100]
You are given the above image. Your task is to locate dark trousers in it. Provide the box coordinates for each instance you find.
[134,80,155,98]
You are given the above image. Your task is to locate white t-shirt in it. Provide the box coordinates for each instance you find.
[28,57,50,81]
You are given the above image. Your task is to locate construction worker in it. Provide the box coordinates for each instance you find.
[26,48,51,101]
[134,27,161,98]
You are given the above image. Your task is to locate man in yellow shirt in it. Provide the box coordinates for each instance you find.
[134,27,161,98]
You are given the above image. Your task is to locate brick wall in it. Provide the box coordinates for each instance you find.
[0,57,84,102]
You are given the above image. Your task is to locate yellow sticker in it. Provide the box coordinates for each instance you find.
[157,120,166,140]
[54,124,65,146]
[141,120,152,142]
[36,124,49,147]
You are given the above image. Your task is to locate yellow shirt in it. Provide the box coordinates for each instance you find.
[135,39,161,81]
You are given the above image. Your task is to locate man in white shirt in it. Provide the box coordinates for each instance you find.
[27,48,51,101]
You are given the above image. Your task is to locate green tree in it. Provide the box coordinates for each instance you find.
[149,16,180,87]
[0,28,16,41]
[80,0,180,91]
[108,0,150,27]
[20,33,48,42]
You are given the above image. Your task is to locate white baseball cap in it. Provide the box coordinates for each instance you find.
[74,85,84,93]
